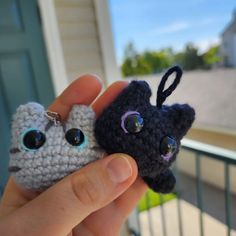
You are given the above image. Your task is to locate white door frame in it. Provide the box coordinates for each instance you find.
[94,0,121,84]
[37,0,68,96]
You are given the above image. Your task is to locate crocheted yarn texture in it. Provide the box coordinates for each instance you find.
[9,103,103,190]
[95,66,195,193]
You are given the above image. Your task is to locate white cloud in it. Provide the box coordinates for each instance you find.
[149,17,224,37]
[194,37,221,53]
[152,21,190,35]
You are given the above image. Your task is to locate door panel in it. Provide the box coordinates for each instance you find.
[0,93,10,196]
[0,0,24,33]
[0,52,39,112]
[0,0,55,195]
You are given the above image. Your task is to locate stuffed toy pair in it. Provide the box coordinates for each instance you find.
[8,66,195,193]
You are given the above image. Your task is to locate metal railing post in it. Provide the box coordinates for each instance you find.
[145,191,154,236]
[173,162,183,236]
[224,163,232,236]
[160,194,167,236]
[196,153,204,236]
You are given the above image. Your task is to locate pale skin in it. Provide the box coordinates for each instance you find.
[0,75,147,236]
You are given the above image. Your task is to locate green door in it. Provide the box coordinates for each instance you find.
[0,0,55,195]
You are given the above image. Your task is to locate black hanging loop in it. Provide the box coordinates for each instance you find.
[156,65,183,108]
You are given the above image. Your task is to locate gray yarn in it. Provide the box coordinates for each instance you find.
[9,102,104,191]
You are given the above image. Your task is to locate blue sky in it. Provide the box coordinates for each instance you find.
[109,0,236,64]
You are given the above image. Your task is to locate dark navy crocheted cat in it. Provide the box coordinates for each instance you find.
[95,66,195,193]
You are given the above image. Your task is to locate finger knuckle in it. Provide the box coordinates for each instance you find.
[71,173,100,207]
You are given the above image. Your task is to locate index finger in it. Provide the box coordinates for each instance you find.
[49,74,103,120]
[92,80,129,117]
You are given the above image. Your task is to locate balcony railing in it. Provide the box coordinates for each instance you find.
[128,139,236,236]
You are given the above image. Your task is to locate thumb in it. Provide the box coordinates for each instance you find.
[1,154,137,236]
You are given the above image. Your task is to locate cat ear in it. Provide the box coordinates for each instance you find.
[12,102,45,127]
[11,102,46,140]
[110,81,152,108]
[66,105,95,129]
[166,104,195,137]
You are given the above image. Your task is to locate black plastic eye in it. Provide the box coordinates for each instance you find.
[121,111,144,134]
[65,128,85,146]
[160,136,177,161]
[22,129,46,150]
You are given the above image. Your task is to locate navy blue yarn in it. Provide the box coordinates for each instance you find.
[156,65,182,108]
[95,66,195,193]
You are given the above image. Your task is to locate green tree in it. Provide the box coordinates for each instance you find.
[203,45,221,68]
[121,42,138,77]
[121,42,152,76]
[174,43,204,70]
[121,41,221,77]
[141,50,171,73]
[174,52,184,66]
[121,58,135,77]
[135,57,152,75]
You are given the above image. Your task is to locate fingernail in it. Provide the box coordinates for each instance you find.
[107,155,132,183]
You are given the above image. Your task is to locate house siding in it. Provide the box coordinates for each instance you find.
[221,12,236,67]
[221,31,236,67]
[54,0,105,82]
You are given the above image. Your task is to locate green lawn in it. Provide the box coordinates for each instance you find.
[138,189,176,212]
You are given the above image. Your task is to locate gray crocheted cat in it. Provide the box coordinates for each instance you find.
[9,102,103,190]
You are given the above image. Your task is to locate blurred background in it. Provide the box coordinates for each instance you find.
[0,0,235,235]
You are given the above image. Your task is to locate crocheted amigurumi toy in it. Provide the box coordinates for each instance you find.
[95,66,195,193]
[8,103,103,190]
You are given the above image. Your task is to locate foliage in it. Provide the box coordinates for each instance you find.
[138,189,176,212]
[203,45,221,68]
[121,42,173,77]
[141,50,172,73]
[121,42,152,77]
[173,43,204,71]
[121,42,222,77]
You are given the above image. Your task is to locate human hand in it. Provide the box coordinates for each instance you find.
[0,75,147,236]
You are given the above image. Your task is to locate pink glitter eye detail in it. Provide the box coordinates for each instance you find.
[121,111,144,134]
